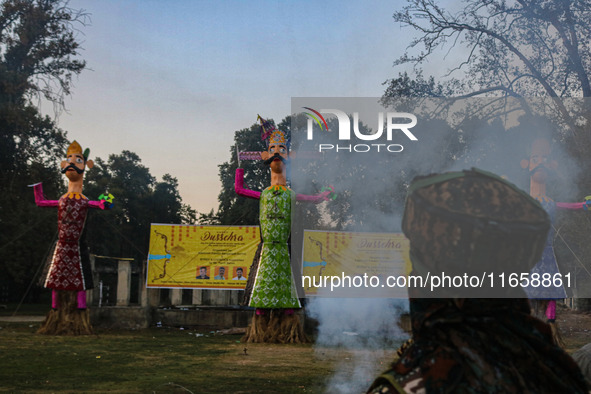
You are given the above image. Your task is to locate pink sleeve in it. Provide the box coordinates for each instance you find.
[30,182,58,207]
[88,200,107,210]
[296,191,331,203]
[556,202,587,210]
[235,168,261,200]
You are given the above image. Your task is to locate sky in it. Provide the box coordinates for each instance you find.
[47,0,423,215]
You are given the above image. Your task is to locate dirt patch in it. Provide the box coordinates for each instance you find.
[558,305,591,353]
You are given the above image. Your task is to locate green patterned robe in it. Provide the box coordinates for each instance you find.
[249,185,301,309]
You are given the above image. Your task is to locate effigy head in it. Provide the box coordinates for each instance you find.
[402,168,549,291]
[61,140,94,182]
[258,115,294,173]
[520,138,557,185]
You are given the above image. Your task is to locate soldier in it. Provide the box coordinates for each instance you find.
[368,169,587,393]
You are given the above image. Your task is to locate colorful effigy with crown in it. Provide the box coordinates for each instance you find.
[234,116,333,343]
[32,140,112,335]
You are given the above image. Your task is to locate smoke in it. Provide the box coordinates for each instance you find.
[291,97,583,219]
[306,297,409,393]
[288,97,586,390]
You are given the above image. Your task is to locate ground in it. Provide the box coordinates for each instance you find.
[557,304,591,353]
[0,304,590,393]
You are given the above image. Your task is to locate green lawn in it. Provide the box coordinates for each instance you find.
[0,322,399,393]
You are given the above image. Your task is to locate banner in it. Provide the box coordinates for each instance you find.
[146,224,260,289]
[301,230,410,297]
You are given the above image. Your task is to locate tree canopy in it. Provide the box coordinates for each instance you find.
[84,151,196,265]
[0,0,89,300]
[0,1,194,303]
[384,0,591,306]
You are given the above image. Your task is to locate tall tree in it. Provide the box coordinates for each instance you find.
[0,0,88,106]
[1,0,88,170]
[84,151,195,264]
[216,121,271,226]
[385,0,591,308]
[384,1,591,129]
[0,0,88,302]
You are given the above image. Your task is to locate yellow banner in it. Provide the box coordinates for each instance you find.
[146,224,260,289]
[302,230,411,296]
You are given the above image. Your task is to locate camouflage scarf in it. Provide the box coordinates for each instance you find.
[369,297,587,393]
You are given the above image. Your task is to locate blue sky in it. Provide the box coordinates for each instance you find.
[53,0,429,214]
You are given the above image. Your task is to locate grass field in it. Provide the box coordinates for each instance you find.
[2,302,588,393]
[0,321,400,393]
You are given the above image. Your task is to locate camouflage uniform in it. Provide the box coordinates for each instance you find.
[368,169,587,393]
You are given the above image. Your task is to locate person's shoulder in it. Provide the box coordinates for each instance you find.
[367,366,421,394]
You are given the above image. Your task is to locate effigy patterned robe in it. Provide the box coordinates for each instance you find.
[524,196,568,299]
[45,193,93,291]
[249,185,301,308]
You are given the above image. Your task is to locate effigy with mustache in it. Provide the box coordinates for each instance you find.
[520,138,590,347]
[234,115,334,344]
[32,140,113,335]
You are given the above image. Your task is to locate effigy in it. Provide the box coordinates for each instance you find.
[521,138,590,346]
[235,116,332,343]
[32,141,112,335]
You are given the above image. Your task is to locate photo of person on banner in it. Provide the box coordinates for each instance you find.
[233,267,246,280]
[214,267,226,280]
[196,266,209,280]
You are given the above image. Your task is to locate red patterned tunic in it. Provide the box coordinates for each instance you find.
[46,193,90,290]
[33,183,105,291]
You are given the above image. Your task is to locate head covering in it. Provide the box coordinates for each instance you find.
[258,115,288,149]
[367,169,587,394]
[66,141,83,156]
[66,140,90,160]
[402,168,549,297]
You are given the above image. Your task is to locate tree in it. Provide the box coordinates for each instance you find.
[0,0,88,107]
[84,150,196,284]
[84,151,195,264]
[385,1,591,127]
[0,0,88,303]
[216,121,272,226]
[385,0,591,308]
[0,0,89,172]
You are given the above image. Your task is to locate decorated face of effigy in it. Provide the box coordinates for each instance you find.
[259,125,294,185]
[60,141,94,183]
[265,143,288,172]
[521,138,556,187]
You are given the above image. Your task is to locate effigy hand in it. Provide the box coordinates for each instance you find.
[99,193,115,210]
[320,185,337,201]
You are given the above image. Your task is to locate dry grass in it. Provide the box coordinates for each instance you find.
[0,322,398,393]
[2,303,588,393]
